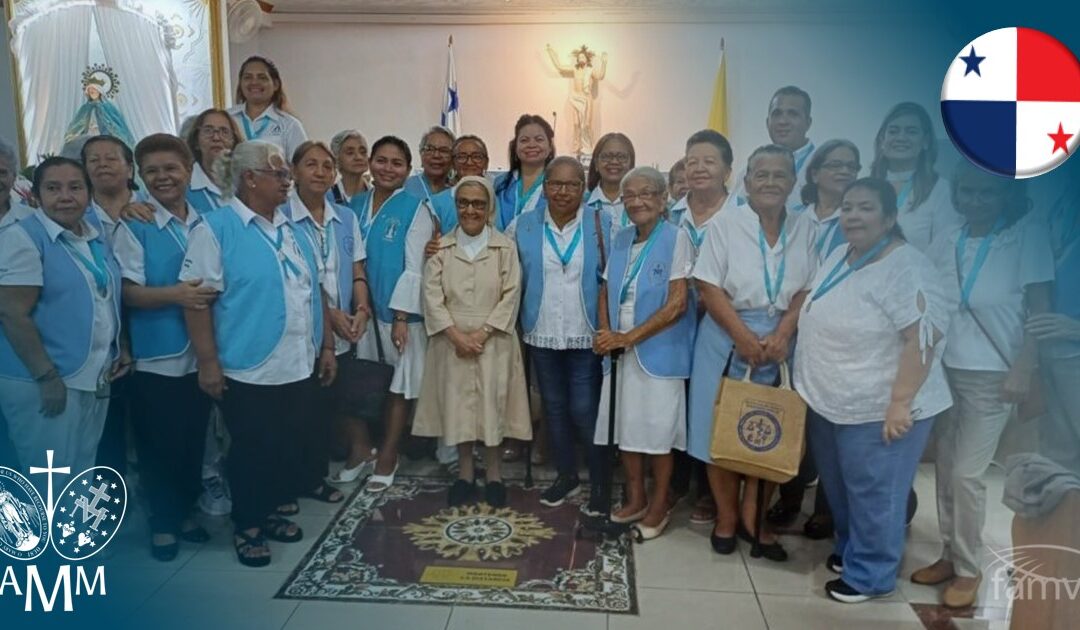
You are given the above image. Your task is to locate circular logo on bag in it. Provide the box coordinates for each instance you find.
[737,410,782,452]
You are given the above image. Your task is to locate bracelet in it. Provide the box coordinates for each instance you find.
[34,367,59,382]
[353,277,368,285]
[481,324,495,336]
[393,314,408,322]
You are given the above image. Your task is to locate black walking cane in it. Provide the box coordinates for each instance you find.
[577,348,631,541]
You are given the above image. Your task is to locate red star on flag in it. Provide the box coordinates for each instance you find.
[1049,122,1073,155]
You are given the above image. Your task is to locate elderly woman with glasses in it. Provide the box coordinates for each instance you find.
[328,129,372,206]
[414,176,530,508]
[180,140,335,567]
[404,126,456,203]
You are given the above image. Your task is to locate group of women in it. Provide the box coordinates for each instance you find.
[0,56,1077,610]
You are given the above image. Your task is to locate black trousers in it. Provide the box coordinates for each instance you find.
[219,377,313,530]
[130,372,212,534]
[96,374,130,475]
[298,366,339,495]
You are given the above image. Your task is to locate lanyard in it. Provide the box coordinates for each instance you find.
[358,194,375,240]
[684,222,706,250]
[255,224,302,278]
[794,142,815,176]
[544,221,582,269]
[815,218,840,257]
[240,112,272,141]
[758,222,788,311]
[955,216,1006,309]
[61,236,110,295]
[164,220,189,251]
[515,174,545,216]
[304,219,334,264]
[620,225,662,304]
[808,235,891,309]
[895,178,915,210]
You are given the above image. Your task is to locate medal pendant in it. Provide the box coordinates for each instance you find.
[768,305,777,318]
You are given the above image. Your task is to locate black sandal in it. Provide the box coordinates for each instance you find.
[179,525,211,544]
[275,502,300,516]
[234,530,271,568]
[304,483,344,504]
[264,515,303,543]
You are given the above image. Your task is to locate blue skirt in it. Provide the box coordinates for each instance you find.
[686,308,788,463]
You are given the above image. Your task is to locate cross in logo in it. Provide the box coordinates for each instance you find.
[28,450,69,522]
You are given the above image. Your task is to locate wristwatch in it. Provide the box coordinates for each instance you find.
[393,314,409,323]
[481,324,495,336]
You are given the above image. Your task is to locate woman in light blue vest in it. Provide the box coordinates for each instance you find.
[509,156,611,513]
[586,132,635,229]
[180,141,336,567]
[494,114,554,231]
[427,134,492,235]
[687,145,819,562]
[113,134,218,561]
[349,136,434,493]
[0,157,128,481]
[593,167,694,540]
[186,108,241,216]
[403,126,455,208]
[284,140,371,492]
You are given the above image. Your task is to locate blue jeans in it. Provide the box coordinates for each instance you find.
[809,408,934,595]
[530,347,603,483]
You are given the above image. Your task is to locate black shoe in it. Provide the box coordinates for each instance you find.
[710,531,737,555]
[540,475,581,507]
[485,481,507,508]
[581,486,605,518]
[448,479,477,507]
[178,526,211,544]
[825,578,892,603]
[150,538,179,562]
[826,553,843,575]
[766,502,801,527]
[803,515,834,540]
[737,525,788,562]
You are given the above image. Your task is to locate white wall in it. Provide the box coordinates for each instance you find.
[231,16,952,172]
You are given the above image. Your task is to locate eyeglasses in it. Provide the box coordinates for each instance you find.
[622,190,662,203]
[453,152,488,164]
[956,187,1006,204]
[254,168,293,182]
[455,199,489,211]
[598,152,631,164]
[545,180,583,192]
[821,160,860,172]
[200,126,234,139]
[422,145,453,157]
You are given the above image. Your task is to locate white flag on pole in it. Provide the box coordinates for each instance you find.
[441,35,460,136]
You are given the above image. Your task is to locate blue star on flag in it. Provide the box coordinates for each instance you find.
[961,46,985,76]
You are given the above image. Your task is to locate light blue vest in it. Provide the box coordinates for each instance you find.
[495,172,548,231]
[187,187,224,217]
[605,221,694,378]
[350,190,425,324]
[283,201,359,313]
[516,206,610,335]
[429,188,460,232]
[0,213,121,380]
[123,211,202,361]
[203,205,323,372]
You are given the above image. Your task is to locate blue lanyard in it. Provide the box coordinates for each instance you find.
[303,219,334,264]
[255,224,302,278]
[358,194,375,240]
[684,222,706,249]
[955,216,1006,309]
[794,142,815,175]
[758,222,788,309]
[544,221,582,268]
[515,174,545,216]
[815,218,840,257]
[61,236,111,295]
[895,178,915,209]
[620,226,662,304]
[809,235,891,307]
[165,220,189,251]
[240,112,272,141]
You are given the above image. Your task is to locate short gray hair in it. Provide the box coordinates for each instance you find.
[331,129,367,157]
[420,125,455,149]
[544,155,586,182]
[620,166,667,198]
[212,140,286,198]
[0,137,16,168]
[745,144,796,177]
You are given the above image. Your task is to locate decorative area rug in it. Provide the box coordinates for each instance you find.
[276,476,637,614]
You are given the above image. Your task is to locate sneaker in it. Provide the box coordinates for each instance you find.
[825,578,892,604]
[198,475,232,516]
[826,554,843,575]
[580,486,605,518]
[539,475,580,507]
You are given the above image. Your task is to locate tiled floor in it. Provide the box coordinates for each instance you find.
[4,461,1016,630]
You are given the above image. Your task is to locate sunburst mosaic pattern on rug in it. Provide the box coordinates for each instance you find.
[276,475,637,613]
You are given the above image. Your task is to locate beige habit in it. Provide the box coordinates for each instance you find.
[413,228,532,446]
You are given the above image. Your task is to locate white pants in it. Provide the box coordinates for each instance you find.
[934,368,1013,577]
[0,378,108,493]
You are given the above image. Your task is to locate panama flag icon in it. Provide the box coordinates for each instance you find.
[941,27,1080,178]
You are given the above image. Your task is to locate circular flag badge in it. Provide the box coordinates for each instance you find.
[941,27,1080,178]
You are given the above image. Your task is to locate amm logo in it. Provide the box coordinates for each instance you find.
[0,450,126,612]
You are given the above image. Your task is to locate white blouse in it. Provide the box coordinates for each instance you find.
[893,175,965,253]
[179,200,317,385]
[587,186,628,229]
[794,243,953,424]
[692,203,818,311]
[928,216,1055,372]
[227,104,308,161]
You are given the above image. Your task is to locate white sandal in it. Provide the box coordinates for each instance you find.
[328,449,378,484]
[611,504,649,524]
[365,460,399,493]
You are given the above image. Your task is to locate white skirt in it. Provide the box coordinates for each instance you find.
[593,348,687,454]
[355,319,427,400]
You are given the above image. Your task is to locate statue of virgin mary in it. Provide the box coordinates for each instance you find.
[64,76,136,148]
